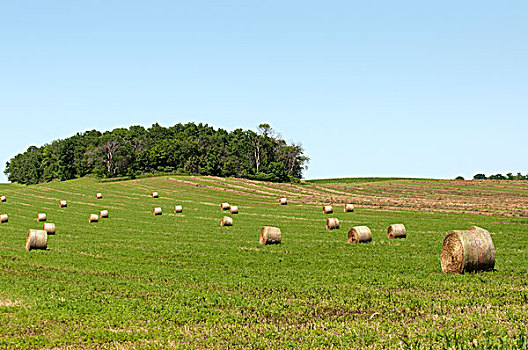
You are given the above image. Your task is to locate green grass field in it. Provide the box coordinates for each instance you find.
[1,176,527,349]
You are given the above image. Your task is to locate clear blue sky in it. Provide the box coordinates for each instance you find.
[1,1,527,182]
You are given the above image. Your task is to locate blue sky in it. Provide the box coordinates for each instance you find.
[1,1,526,182]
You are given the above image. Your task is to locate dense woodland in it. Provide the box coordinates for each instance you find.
[5,123,309,185]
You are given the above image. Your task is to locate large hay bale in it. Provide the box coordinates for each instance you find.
[43,223,56,235]
[26,229,47,251]
[344,204,354,213]
[348,226,372,243]
[229,206,239,214]
[59,200,67,208]
[441,226,495,274]
[89,214,99,223]
[151,192,159,198]
[37,213,47,222]
[260,226,281,245]
[326,218,340,230]
[0,214,8,223]
[388,224,406,239]
[279,198,287,205]
[221,203,230,210]
[96,193,102,199]
[153,207,162,215]
[174,205,183,213]
[221,216,233,227]
[1,196,6,202]
[100,210,109,218]
[323,205,333,214]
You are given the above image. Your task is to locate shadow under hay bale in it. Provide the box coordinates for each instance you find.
[344,204,354,213]
[260,226,281,245]
[0,196,5,202]
[221,216,233,226]
[26,229,47,251]
[174,205,183,213]
[151,192,159,198]
[96,193,102,199]
[326,218,340,230]
[441,226,495,274]
[100,210,109,218]
[43,223,56,235]
[348,226,372,243]
[229,206,238,214]
[153,207,162,216]
[37,213,47,222]
[59,200,67,208]
[279,198,287,205]
[221,203,230,210]
[388,224,406,239]
[323,205,333,214]
[0,214,8,223]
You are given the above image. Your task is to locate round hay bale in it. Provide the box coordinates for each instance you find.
[96,193,103,199]
[151,192,159,198]
[37,213,47,222]
[388,224,406,239]
[260,226,281,245]
[348,226,372,243]
[221,216,233,227]
[221,203,230,210]
[100,210,109,218]
[441,226,495,274]
[174,205,183,213]
[1,196,6,202]
[59,200,67,208]
[323,205,333,214]
[153,207,162,216]
[0,214,8,223]
[43,223,56,235]
[89,214,99,223]
[344,204,354,213]
[279,198,287,205]
[229,206,239,214]
[26,229,47,251]
[326,218,340,230]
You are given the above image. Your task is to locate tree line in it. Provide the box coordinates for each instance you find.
[472,173,528,180]
[4,123,309,185]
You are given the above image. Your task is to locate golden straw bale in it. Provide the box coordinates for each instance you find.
[388,224,406,239]
[323,205,333,214]
[26,229,47,251]
[221,216,233,226]
[326,218,340,230]
[260,226,281,245]
[344,204,354,213]
[89,214,99,223]
[441,226,495,274]
[43,223,56,234]
[347,226,372,243]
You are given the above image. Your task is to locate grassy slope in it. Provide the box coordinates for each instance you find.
[0,176,527,349]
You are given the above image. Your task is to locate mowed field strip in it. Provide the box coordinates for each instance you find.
[0,176,528,348]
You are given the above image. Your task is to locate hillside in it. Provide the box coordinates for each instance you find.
[0,176,527,348]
